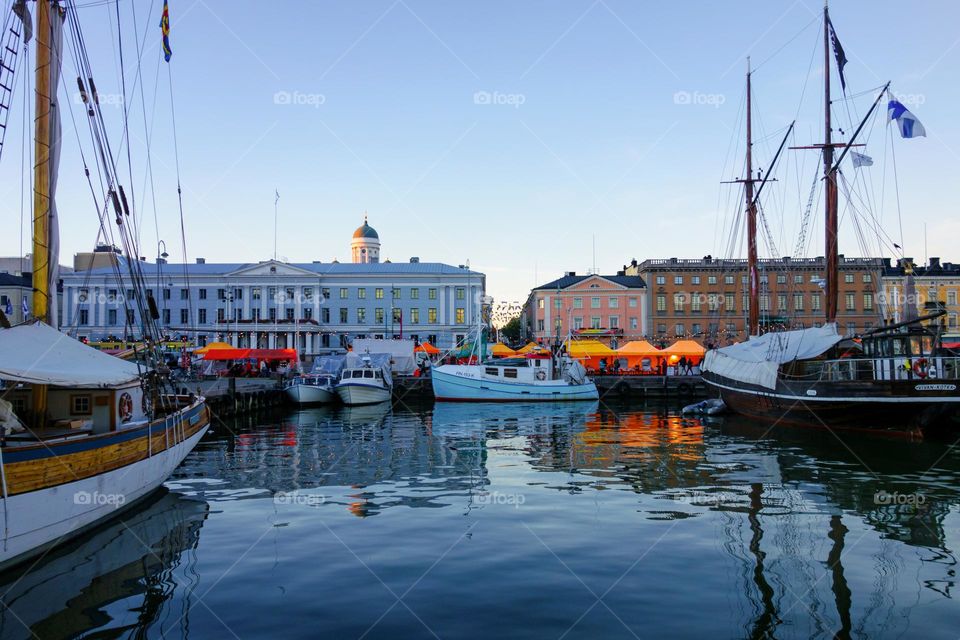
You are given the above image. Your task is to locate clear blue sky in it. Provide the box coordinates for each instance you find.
[1,0,958,303]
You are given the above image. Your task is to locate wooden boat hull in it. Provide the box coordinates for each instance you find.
[703,374,960,431]
[0,399,210,571]
[431,367,599,402]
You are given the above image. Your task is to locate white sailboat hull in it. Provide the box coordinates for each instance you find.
[0,417,209,572]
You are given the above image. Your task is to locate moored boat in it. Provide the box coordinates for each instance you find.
[335,354,393,405]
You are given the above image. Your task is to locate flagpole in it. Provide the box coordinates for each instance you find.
[273,189,279,261]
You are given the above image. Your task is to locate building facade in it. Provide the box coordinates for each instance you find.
[882,257,960,333]
[627,256,887,345]
[60,219,485,353]
[523,272,647,347]
[0,273,32,325]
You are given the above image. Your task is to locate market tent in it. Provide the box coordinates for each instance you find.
[414,341,441,355]
[516,342,545,354]
[660,339,706,359]
[490,342,516,357]
[615,340,662,370]
[0,322,142,387]
[203,348,297,361]
[195,341,232,355]
[565,339,616,370]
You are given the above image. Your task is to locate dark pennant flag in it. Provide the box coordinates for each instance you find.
[828,18,848,91]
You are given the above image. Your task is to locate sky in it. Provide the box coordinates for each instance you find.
[1,0,958,304]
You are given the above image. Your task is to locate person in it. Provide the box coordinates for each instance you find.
[259,360,268,377]
[599,358,607,375]
[678,356,687,375]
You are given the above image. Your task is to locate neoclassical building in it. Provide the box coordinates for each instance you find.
[60,218,485,353]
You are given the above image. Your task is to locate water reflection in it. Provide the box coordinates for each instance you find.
[0,491,209,640]
[4,403,958,638]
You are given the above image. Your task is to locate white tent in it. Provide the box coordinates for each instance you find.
[350,338,416,375]
[0,323,142,387]
[702,324,842,390]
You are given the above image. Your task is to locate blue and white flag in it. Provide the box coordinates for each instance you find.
[3,298,11,315]
[21,297,28,318]
[888,100,926,138]
[851,151,873,168]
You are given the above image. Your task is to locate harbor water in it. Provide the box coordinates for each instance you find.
[1,402,958,639]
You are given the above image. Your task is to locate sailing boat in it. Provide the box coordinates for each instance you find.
[0,1,209,570]
[702,2,960,431]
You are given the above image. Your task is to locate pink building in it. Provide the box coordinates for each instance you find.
[522,272,648,346]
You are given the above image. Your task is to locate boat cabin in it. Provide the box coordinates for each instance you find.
[341,368,385,382]
[481,353,556,382]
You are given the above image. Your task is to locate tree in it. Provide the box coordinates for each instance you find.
[500,316,521,343]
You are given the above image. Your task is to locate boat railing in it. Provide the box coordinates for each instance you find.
[814,356,960,382]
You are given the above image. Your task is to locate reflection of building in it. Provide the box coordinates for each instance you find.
[522,271,647,346]
[625,256,886,343]
[881,257,959,332]
[60,218,484,351]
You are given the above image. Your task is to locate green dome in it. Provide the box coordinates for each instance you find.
[352,216,379,240]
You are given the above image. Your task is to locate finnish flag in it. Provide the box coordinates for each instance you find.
[888,100,926,138]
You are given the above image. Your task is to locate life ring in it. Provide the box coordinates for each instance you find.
[915,358,929,379]
[118,392,134,423]
[535,370,547,381]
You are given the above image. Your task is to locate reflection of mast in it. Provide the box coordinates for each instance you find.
[827,514,852,639]
[747,482,780,638]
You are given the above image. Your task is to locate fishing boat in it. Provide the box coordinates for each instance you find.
[0,1,209,570]
[335,353,393,405]
[701,2,960,431]
[283,356,343,405]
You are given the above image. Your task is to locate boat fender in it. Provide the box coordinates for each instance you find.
[677,382,692,395]
[915,358,929,379]
[535,370,547,381]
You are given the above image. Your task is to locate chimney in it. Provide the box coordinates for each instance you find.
[564,271,576,277]
[410,257,420,263]
[929,257,941,269]
[616,270,625,276]
[196,257,206,264]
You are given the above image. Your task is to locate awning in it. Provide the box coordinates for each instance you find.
[616,340,661,357]
[515,342,545,354]
[195,341,232,355]
[660,339,706,358]
[491,342,516,357]
[0,322,142,387]
[414,341,441,355]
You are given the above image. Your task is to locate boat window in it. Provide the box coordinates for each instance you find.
[342,371,352,379]
[503,368,518,379]
[375,370,381,378]
[364,370,374,378]
[485,367,499,376]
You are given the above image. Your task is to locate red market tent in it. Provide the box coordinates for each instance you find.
[414,341,441,355]
[202,348,297,361]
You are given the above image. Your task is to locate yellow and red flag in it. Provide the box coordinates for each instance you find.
[160,0,172,62]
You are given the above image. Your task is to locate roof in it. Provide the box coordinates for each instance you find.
[533,274,646,291]
[72,258,482,278]
[0,273,31,288]
[352,219,379,240]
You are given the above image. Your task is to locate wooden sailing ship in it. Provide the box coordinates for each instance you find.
[702,2,960,431]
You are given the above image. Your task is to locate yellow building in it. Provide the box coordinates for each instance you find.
[881,257,960,334]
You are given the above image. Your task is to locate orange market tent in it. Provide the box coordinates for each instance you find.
[565,339,616,370]
[660,339,706,365]
[414,341,441,355]
[516,342,545,354]
[195,341,232,355]
[615,340,662,369]
[490,342,516,357]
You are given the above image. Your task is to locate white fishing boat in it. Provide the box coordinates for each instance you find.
[432,349,598,402]
[335,354,393,405]
[284,355,344,405]
[0,1,209,570]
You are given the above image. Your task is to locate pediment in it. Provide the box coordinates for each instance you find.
[226,260,317,277]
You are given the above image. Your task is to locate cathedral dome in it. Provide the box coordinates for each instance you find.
[352,216,379,240]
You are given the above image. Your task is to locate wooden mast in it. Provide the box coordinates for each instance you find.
[823,0,839,324]
[745,58,759,336]
[32,0,52,421]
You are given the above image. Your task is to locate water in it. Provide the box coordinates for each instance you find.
[2,402,959,639]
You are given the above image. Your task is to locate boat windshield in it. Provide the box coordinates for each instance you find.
[482,357,529,367]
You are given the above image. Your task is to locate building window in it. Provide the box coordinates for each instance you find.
[656,295,666,312]
[162,309,170,324]
[428,308,438,323]
[108,309,117,325]
[591,297,600,309]
[303,308,312,320]
[863,293,874,311]
[574,297,583,309]
[794,294,804,311]
[760,294,770,312]
[949,313,957,328]
[948,291,957,306]
[180,288,189,300]
[708,276,717,285]
[537,319,545,331]
[322,287,331,300]
[410,308,420,324]
[708,295,720,312]
[863,273,872,283]
[692,323,701,335]
[410,288,419,299]
[673,293,685,312]
[234,288,242,300]
[725,275,734,285]
[656,276,665,285]
[538,299,545,309]
[691,294,701,312]
[554,299,562,309]
[657,323,666,334]
[392,288,401,299]
[322,308,330,323]
[726,322,736,332]
[845,293,856,311]
[456,308,465,323]
[429,288,437,300]
[725,293,735,311]
[456,287,465,300]
[199,309,207,323]
[628,297,637,308]
[340,308,348,323]
[198,288,207,300]
[360,308,370,324]
[674,276,683,285]
[285,287,295,302]
[252,287,261,301]
[573,317,583,330]
[217,308,225,321]
[675,323,685,336]
[163,288,171,300]
[812,294,821,311]
[844,273,855,284]
[692,276,701,285]
[340,288,349,299]
[590,316,601,329]
[181,309,189,324]
[777,294,787,311]
[375,308,385,323]
[286,308,295,321]
[71,394,92,415]
[630,317,638,330]
[302,287,312,301]
[217,288,226,301]
[776,274,786,285]
[609,316,619,328]
[794,275,803,284]
[609,297,619,309]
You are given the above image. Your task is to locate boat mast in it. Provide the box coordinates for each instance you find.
[31,0,52,422]
[823,0,839,324]
[745,58,759,336]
